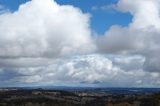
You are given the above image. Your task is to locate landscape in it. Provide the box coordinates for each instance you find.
[0,0,160,105]
[0,87,160,106]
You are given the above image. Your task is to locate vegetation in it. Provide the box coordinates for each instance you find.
[0,89,159,106]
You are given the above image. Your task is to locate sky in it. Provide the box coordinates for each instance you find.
[0,0,132,34]
[0,0,160,88]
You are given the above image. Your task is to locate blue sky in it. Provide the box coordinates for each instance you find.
[0,0,132,34]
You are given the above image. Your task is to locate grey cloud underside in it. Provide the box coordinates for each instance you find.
[0,0,160,87]
[0,55,160,87]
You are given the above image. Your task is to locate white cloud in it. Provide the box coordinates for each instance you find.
[96,0,160,73]
[0,0,97,86]
[91,4,116,13]
[0,54,159,87]
[0,0,96,59]
[0,0,98,87]
[117,0,160,29]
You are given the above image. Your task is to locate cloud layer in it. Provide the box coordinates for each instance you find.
[1,55,160,87]
[0,0,160,87]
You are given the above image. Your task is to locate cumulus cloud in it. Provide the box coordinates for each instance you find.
[0,55,160,87]
[117,0,160,29]
[0,0,95,59]
[96,0,160,72]
[0,0,97,86]
[0,0,99,87]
